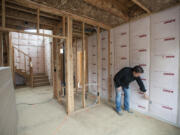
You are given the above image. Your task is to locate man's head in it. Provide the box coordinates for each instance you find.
[132,65,144,77]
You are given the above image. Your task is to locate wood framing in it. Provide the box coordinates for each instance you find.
[0,32,2,66]
[0,27,66,39]
[82,23,86,108]
[85,36,88,92]
[56,42,62,102]
[66,17,74,114]
[63,16,66,36]
[108,30,112,101]
[37,8,40,34]
[2,0,5,27]
[132,0,151,13]
[52,29,58,98]
[12,0,111,30]
[84,0,129,21]
[97,27,101,104]
[75,38,78,93]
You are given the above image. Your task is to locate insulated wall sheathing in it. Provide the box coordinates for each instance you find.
[150,6,180,124]
[88,34,98,96]
[113,24,130,103]
[129,16,150,113]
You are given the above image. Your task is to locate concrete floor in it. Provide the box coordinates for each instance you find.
[16,86,180,135]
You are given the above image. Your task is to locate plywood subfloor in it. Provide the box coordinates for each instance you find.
[15,86,180,135]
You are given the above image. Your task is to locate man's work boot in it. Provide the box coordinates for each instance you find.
[125,109,133,114]
[117,111,123,116]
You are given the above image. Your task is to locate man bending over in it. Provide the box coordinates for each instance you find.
[114,65,148,115]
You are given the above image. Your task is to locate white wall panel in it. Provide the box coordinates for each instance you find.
[150,6,180,124]
[130,16,150,113]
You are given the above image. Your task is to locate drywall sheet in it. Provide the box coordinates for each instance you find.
[0,67,17,135]
[150,6,180,124]
[113,24,130,103]
[129,16,150,113]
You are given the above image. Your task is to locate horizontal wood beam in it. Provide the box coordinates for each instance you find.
[84,0,129,21]
[12,0,111,30]
[132,0,151,13]
[0,27,67,39]
[3,3,60,20]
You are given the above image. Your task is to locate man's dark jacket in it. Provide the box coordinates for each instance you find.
[114,67,146,92]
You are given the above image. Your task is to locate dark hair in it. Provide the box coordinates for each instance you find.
[133,65,144,73]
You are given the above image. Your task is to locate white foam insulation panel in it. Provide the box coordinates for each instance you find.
[87,5,180,126]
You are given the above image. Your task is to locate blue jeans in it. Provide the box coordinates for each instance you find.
[115,86,130,112]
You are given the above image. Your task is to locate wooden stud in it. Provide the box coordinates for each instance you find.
[29,57,33,87]
[37,8,40,34]
[0,32,2,66]
[66,17,74,114]
[85,35,88,92]
[82,23,86,108]
[2,0,5,28]
[75,38,78,93]
[108,30,112,101]
[56,42,62,102]
[97,27,101,104]
[132,0,151,14]
[63,16,66,36]
[52,32,57,98]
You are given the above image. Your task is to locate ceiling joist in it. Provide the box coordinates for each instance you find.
[132,0,151,13]
[9,0,111,30]
[84,0,129,21]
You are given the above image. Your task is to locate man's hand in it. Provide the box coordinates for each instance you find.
[117,86,122,92]
[143,93,149,100]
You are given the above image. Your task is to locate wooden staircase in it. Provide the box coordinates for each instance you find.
[12,46,33,87]
[32,73,50,87]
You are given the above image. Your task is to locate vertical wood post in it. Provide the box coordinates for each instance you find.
[29,57,33,87]
[0,32,2,66]
[37,8,40,34]
[12,46,15,85]
[24,55,26,73]
[63,16,66,36]
[2,0,5,28]
[85,36,88,92]
[97,27,101,104]
[56,42,62,102]
[75,38,78,93]
[66,17,74,114]
[82,23,86,108]
[108,30,112,101]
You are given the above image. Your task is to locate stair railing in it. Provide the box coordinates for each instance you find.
[12,46,33,86]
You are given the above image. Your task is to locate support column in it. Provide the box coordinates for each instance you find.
[37,8,40,34]
[108,30,112,101]
[97,27,101,104]
[82,23,86,108]
[0,32,2,66]
[66,17,74,114]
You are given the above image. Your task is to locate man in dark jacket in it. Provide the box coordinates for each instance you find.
[114,65,148,115]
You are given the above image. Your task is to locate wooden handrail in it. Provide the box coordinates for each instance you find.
[13,46,31,58]
[13,46,33,87]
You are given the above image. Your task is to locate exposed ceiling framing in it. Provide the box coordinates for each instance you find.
[0,0,180,36]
